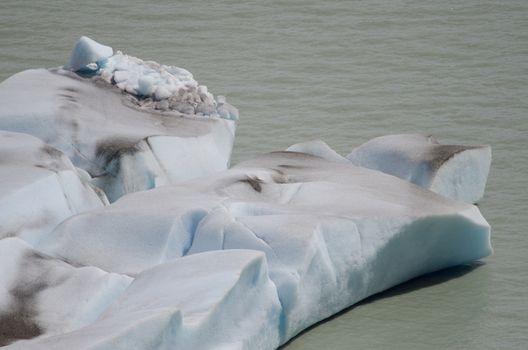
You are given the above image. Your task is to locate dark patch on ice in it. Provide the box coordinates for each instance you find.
[240,176,263,192]
[95,139,140,176]
[35,146,68,173]
[57,86,80,103]
[0,249,78,345]
[271,173,289,184]
[62,86,80,94]
[58,93,77,103]
[426,145,481,171]
[40,145,63,160]
[0,283,46,346]
[277,164,306,170]
[0,252,57,346]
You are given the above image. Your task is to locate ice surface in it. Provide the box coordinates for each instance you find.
[66,36,113,72]
[6,250,281,350]
[0,131,105,246]
[0,237,131,347]
[286,139,348,163]
[0,69,236,201]
[38,150,491,344]
[347,134,492,203]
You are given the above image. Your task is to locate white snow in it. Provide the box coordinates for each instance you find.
[0,69,236,202]
[66,36,113,72]
[5,250,281,350]
[37,150,491,344]
[347,134,492,203]
[0,237,131,346]
[0,131,105,246]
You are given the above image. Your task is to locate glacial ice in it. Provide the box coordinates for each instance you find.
[347,134,492,203]
[0,37,493,350]
[0,237,131,347]
[65,36,113,72]
[0,131,105,246]
[0,68,237,202]
[38,150,491,344]
[5,250,282,350]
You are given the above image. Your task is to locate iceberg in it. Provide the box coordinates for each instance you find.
[0,131,105,246]
[5,250,281,350]
[347,134,492,203]
[0,37,493,349]
[0,237,131,347]
[0,65,237,201]
[38,150,491,344]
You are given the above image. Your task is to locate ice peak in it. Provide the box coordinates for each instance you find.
[66,36,113,72]
[65,36,238,120]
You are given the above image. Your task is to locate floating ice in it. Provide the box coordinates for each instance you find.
[38,150,491,344]
[0,69,236,202]
[0,37,493,349]
[0,237,131,347]
[66,36,113,72]
[0,131,106,246]
[347,134,492,203]
[5,250,281,350]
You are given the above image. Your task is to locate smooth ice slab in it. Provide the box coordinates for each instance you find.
[39,150,491,344]
[0,69,236,202]
[0,131,105,246]
[6,250,281,350]
[347,134,492,203]
[0,238,131,347]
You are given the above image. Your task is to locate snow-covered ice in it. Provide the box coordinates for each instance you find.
[38,150,491,344]
[0,237,131,347]
[0,131,105,246]
[5,250,281,350]
[347,134,492,203]
[0,68,236,202]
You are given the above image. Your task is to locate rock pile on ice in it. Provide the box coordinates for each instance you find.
[347,134,492,203]
[66,36,238,119]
